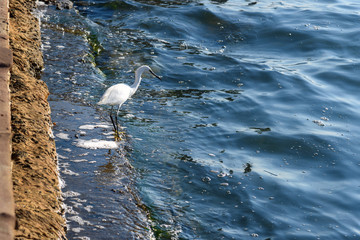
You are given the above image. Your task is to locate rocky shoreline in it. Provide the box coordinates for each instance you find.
[9,0,66,238]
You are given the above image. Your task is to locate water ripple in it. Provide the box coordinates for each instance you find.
[42,0,360,239]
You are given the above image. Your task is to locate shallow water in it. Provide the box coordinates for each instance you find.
[40,0,360,239]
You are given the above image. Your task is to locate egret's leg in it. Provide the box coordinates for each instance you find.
[115,113,119,134]
[114,104,126,139]
[112,116,121,141]
[109,106,120,141]
[116,104,121,133]
[109,106,116,132]
[110,114,117,134]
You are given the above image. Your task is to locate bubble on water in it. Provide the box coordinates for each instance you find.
[320,117,329,121]
[202,176,211,183]
[313,120,325,126]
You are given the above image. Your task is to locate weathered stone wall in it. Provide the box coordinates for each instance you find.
[9,0,66,238]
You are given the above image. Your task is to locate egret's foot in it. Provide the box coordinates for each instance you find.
[114,132,121,141]
[114,130,125,141]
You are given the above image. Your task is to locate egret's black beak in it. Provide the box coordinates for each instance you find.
[149,69,162,81]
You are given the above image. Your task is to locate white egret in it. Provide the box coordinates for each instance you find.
[98,65,161,139]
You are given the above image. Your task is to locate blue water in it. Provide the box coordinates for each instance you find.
[40,0,360,239]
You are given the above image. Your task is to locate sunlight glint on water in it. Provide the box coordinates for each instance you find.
[41,0,360,239]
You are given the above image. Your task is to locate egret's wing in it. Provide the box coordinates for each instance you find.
[98,83,131,106]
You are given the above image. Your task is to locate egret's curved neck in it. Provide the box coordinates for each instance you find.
[130,69,144,96]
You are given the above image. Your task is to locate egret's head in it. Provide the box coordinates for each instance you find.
[136,65,162,80]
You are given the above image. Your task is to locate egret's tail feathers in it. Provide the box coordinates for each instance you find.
[97,96,109,105]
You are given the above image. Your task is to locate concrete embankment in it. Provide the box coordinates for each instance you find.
[0,0,66,238]
[0,0,15,239]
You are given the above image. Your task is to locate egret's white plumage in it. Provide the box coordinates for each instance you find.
[98,65,161,115]
[98,65,161,139]
[98,83,132,111]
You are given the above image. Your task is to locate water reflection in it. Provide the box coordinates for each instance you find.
[210,0,228,4]
[172,153,195,163]
[250,127,271,134]
[134,0,197,8]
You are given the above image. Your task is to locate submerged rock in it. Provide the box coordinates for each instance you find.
[40,0,73,10]
[55,0,73,10]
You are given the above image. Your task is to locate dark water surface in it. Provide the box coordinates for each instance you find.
[40,0,360,239]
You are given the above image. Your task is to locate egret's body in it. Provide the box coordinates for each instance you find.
[98,65,161,139]
[98,83,133,114]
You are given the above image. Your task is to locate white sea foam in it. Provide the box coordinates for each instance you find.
[79,124,111,130]
[67,216,91,226]
[78,130,87,136]
[62,169,79,176]
[57,154,69,159]
[56,132,70,140]
[71,159,88,163]
[84,205,93,212]
[62,191,81,198]
[75,139,120,149]
[102,131,116,136]
[71,227,84,233]
[124,113,135,118]
[58,176,66,189]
